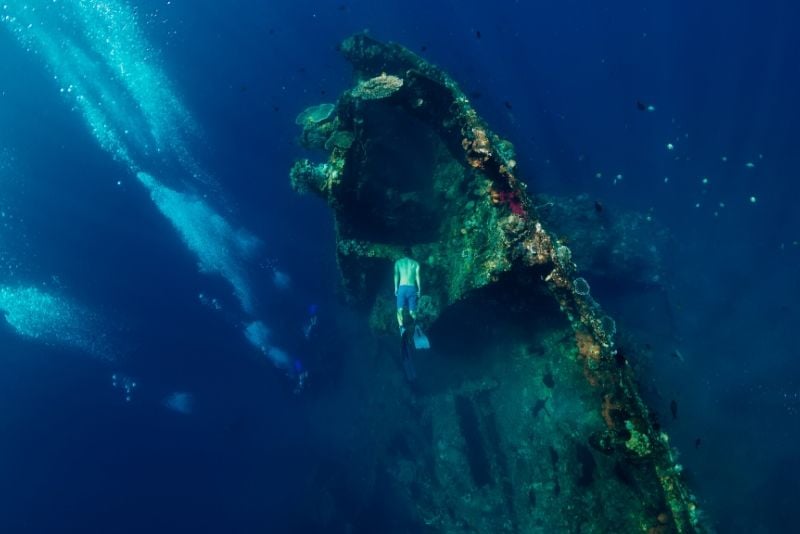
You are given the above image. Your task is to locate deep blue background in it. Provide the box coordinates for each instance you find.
[1,0,799,532]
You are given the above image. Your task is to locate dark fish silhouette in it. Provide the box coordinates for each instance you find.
[595,200,604,213]
[475,30,482,39]
[504,100,513,110]
[694,437,702,449]
[636,100,647,111]
[670,399,678,420]
[420,45,428,52]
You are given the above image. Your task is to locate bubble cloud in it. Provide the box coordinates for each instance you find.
[0,285,113,359]
[2,0,296,376]
[137,172,261,314]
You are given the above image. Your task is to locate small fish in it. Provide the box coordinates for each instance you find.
[504,100,513,110]
[420,45,428,52]
[694,437,702,449]
[594,200,604,213]
[671,349,685,362]
[670,399,678,420]
[475,30,482,39]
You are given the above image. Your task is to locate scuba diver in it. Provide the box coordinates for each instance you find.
[292,358,308,394]
[303,303,318,339]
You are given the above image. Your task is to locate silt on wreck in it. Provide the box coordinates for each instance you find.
[290,33,709,534]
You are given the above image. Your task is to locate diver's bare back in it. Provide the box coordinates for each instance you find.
[395,257,418,286]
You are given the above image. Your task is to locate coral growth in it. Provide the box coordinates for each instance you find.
[489,186,526,216]
[573,277,591,296]
[351,73,404,100]
[522,222,553,265]
[624,420,653,457]
[324,130,355,151]
[575,329,602,360]
[295,103,336,126]
[462,127,492,168]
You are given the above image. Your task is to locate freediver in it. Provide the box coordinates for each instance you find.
[394,254,421,336]
[394,253,429,382]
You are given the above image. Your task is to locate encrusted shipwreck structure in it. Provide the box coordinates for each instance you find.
[291,34,708,534]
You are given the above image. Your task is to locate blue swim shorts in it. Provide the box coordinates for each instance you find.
[396,285,418,312]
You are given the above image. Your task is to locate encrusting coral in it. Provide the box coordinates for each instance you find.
[351,73,404,100]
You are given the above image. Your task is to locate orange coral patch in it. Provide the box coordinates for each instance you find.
[575,329,602,360]
[463,127,492,168]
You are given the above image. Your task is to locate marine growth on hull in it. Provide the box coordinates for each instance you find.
[291,33,709,534]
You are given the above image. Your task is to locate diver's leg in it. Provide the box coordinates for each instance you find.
[397,308,404,329]
[408,291,418,325]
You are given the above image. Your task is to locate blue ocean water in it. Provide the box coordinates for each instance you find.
[0,1,798,532]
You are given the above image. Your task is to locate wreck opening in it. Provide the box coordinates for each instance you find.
[431,267,565,363]
[341,100,462,245]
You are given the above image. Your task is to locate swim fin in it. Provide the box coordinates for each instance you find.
[403,355,417,382]
[413,325,431,350]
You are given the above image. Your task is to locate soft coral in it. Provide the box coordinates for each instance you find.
[489,187,526,216]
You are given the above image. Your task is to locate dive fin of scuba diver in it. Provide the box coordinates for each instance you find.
[413,325,430,350]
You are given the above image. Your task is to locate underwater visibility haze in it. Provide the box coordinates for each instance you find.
[1,1,798,533]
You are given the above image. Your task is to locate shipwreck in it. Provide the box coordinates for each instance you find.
[290,33,708,534]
